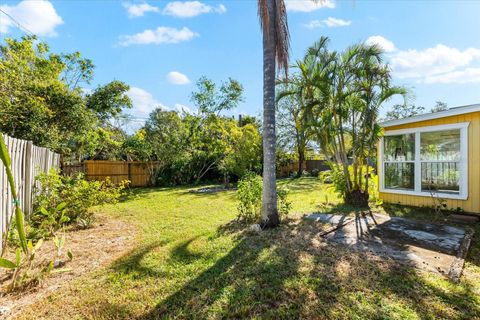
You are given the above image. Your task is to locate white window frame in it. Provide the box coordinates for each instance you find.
[379,122,469,200]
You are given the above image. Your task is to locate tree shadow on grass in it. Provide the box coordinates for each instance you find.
[110,240,171,279]
[131,217,479,319]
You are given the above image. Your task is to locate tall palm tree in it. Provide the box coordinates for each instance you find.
[258,0,289,227]
[294,37,406,206]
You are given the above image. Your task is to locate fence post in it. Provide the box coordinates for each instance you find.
[24,141,34,218]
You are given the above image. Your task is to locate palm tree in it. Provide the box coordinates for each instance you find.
[301,37,407,206]
[258,0,289,227]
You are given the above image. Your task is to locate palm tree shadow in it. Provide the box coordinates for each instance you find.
[136,224,305,319]
[96,214,479,319]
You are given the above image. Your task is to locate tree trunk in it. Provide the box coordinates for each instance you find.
[261,0,279,227]
[297,147,304,177]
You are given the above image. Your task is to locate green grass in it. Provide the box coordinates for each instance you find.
[16,178,480,319]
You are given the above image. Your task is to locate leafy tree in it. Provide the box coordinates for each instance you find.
[61,51,94,90]
[239,114,261,128]
[384,104,425,120]
[144,109,189,184]
[0,37,95,154]
[258,0,290,227]
[219,123,262,185]
[0,37,133,161]
[431,101,448,113]
[276,78,313,177]
[122,129,153,161]
[191,76,244,115]
[86,80,132,122]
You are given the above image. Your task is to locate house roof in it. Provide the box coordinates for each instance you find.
[379,103,480,128]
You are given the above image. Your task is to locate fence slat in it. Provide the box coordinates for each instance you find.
[0,134,60,250]
[63,160,159,187]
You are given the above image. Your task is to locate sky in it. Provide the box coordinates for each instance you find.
[1,0,480,127]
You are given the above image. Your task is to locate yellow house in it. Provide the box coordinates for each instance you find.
[378,104,480,214]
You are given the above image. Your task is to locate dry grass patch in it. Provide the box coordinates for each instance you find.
[1,214,136,318]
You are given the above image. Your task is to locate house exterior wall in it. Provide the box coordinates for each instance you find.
[378,111,480,214]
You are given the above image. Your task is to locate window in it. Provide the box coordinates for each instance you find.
[420,129,460,194]
[384,134,415,190]
[380,123,468,200]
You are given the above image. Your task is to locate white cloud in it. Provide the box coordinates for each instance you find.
[365,36,480,84]
[0,0,63,36]
[215,4,227,14]
[174,103,192,114]
[305,17,351,29]
[126,87,166,117]
[365,35,396,53]
[123,2,160,18]
[163,1,226,18]
[391,45,480,79]
[167,71,191,85]
[423,68,480,84]
[322,17,351,27]
[285,0,335,12]
[118,26,198,46]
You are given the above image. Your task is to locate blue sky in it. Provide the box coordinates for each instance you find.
[1,0,480,125]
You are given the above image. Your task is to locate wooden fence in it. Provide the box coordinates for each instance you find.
[1,134,60,248]
[63,160,159,187]
[277,160,330,177]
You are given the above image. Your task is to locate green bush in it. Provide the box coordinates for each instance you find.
[236,172,291,223]
[320,165,379,202]
[31,169,127,236]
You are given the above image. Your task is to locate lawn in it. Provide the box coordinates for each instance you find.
[15,178,480,319]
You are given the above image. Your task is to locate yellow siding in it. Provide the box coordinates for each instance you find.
[379,111,480,214]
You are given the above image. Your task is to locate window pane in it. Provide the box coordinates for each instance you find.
[421,162,459,194]
[421,129,460,161]
[384,134,415,161]
[384,163,414,190]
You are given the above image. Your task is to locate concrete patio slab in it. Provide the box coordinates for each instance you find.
[305,212,474,281]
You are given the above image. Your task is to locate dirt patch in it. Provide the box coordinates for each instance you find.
[189,186,236,194]
[0,215,136,319]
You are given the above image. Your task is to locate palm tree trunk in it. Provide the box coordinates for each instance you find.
[261,0,279,227]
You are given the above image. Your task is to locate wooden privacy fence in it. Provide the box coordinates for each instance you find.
[277,160,330,177]
[1,134,60,248]
[63,160,159,187]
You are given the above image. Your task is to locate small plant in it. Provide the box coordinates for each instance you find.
[276,188,292,217]
[426,180,448,220]
[320,165,379,205]
[236,172,291,223]
[0,136,70,292]
[53,234,65,258]
[236,172,263,221]
[32,202,69,238]
[32,169,128,234]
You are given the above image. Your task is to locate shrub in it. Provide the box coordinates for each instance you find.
[320,165,379,203]
[236,172,291,223]
[32,169,127,236]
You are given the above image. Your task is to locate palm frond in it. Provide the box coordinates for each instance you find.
[257,0,269,42]
[275,0,290,76]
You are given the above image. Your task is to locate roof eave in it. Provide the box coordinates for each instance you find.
[379,103,480,128]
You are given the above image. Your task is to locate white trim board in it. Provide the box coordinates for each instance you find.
[379,122,469,200]
[380,104,480,128]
